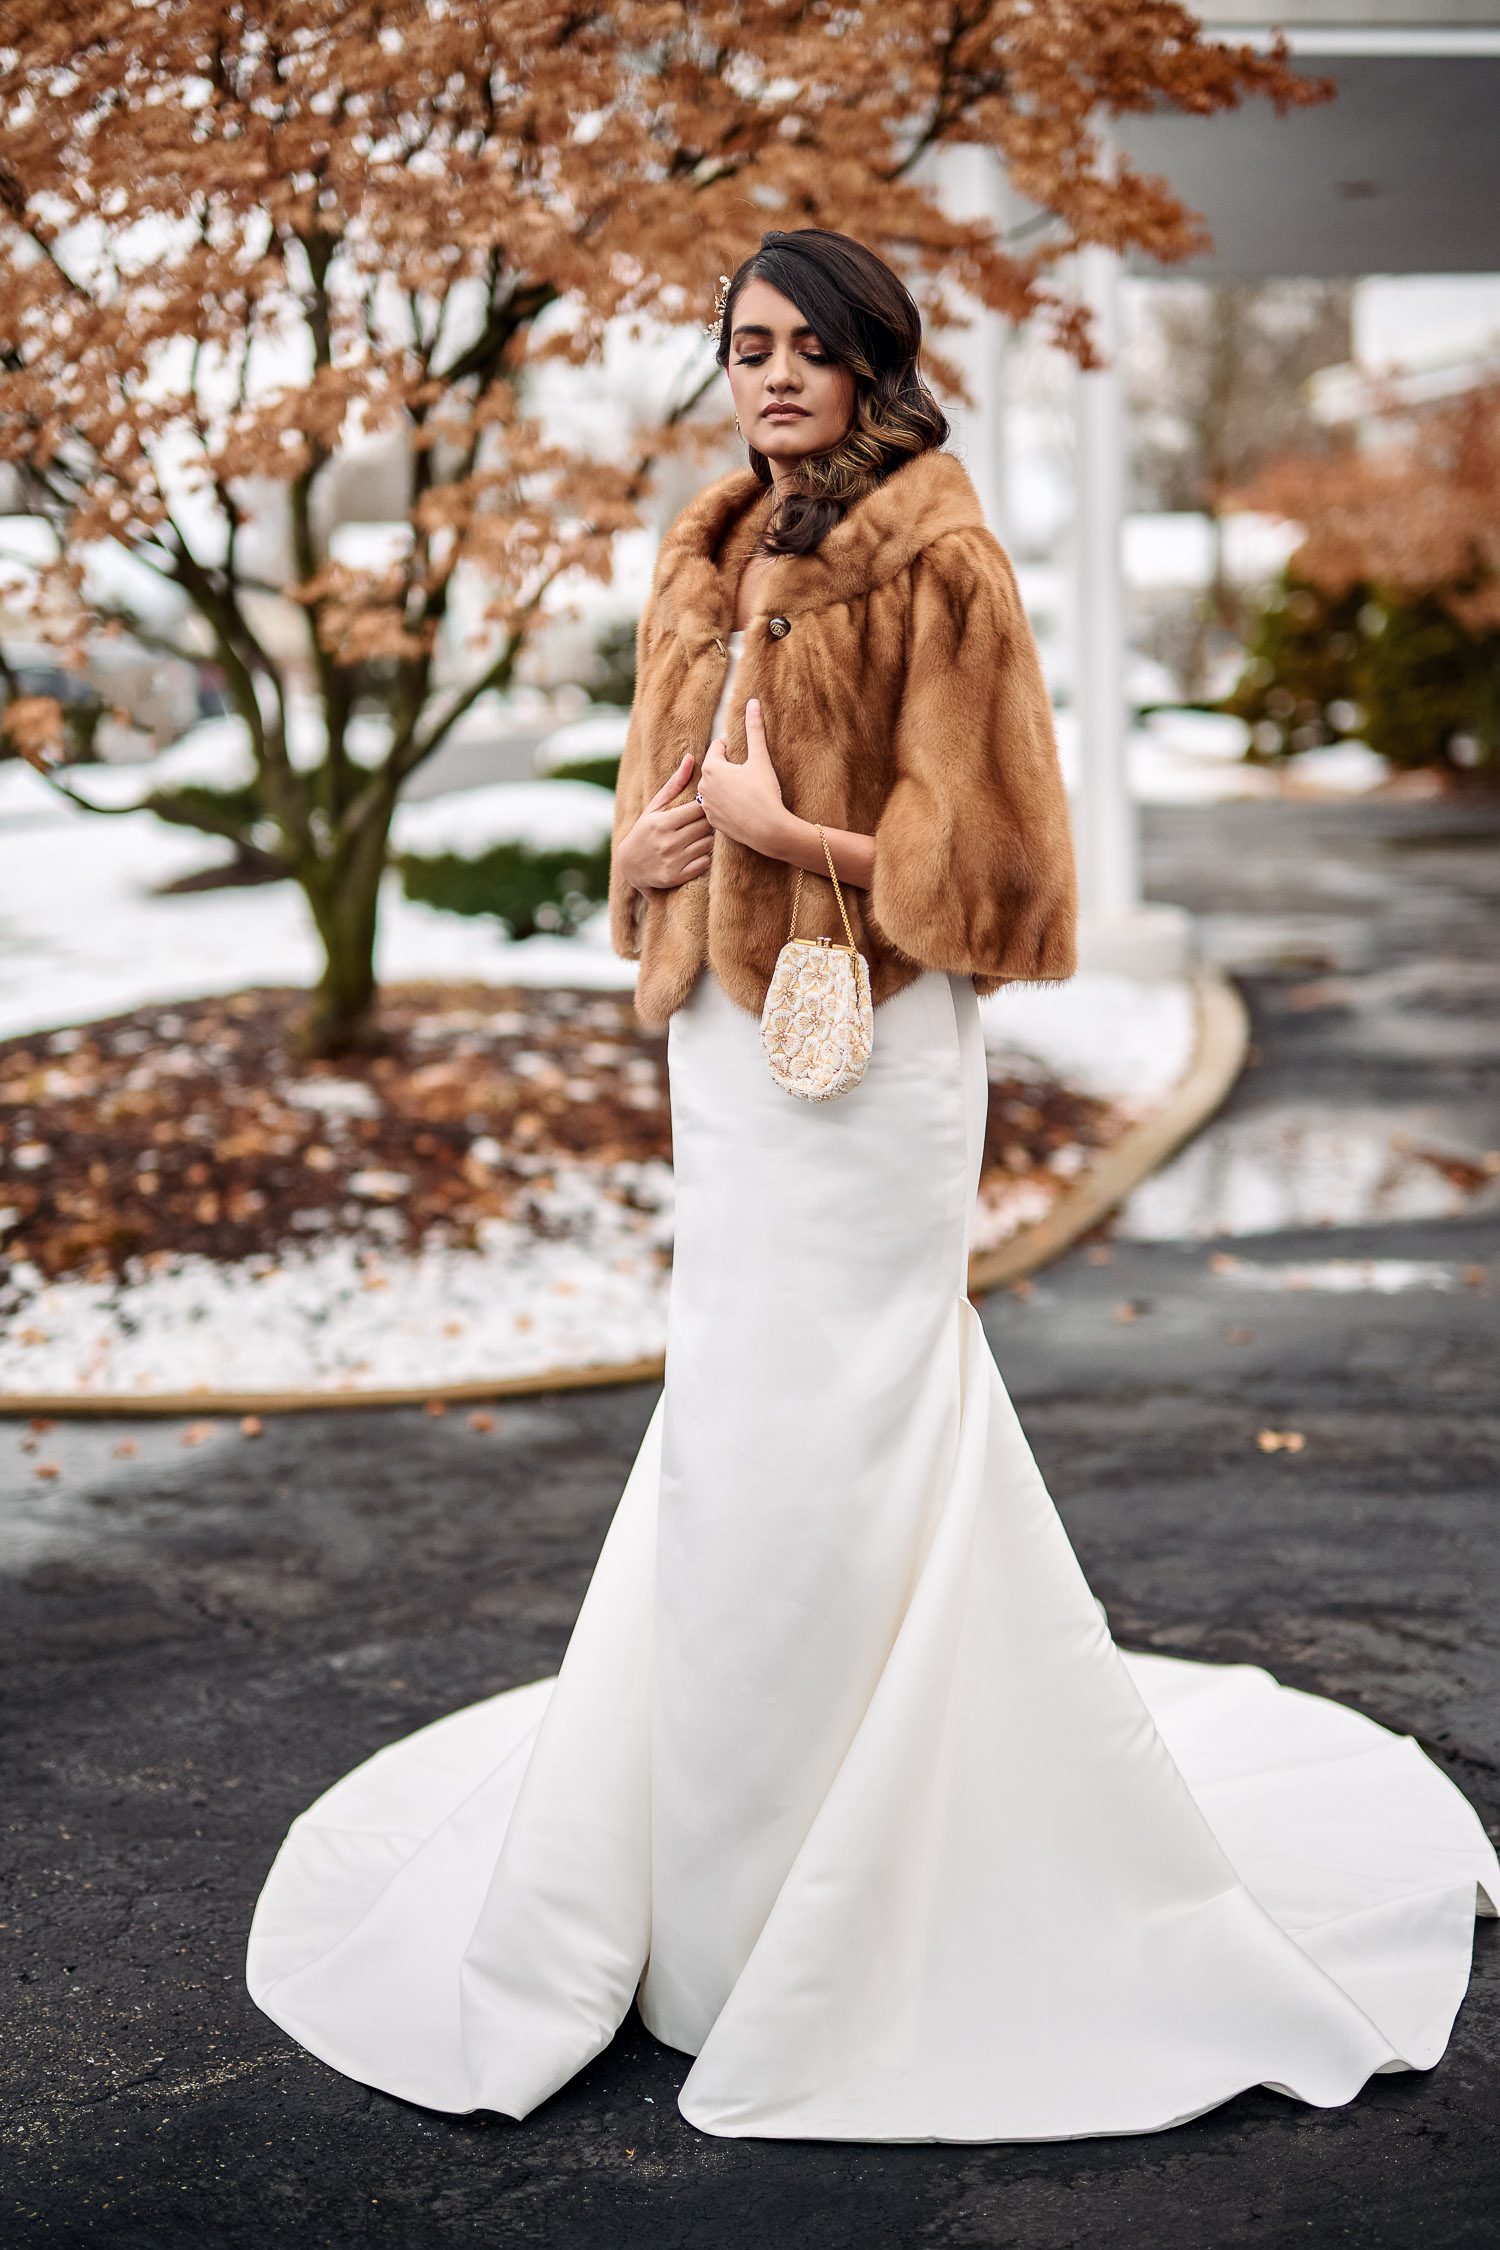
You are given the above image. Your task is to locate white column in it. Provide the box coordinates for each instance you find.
[1073,242,1135,918]
[922,144,1010,539]
[1071,245,1194,977]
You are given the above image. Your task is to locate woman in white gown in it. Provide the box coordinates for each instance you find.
[246,230,1496,2141]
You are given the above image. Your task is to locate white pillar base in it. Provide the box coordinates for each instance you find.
[1076,902,1197,982]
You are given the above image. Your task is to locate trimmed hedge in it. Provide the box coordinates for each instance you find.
[394,837,613,939]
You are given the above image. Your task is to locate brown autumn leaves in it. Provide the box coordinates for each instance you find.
[0,4,1320,1047]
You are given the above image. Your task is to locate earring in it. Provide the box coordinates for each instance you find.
[734,416,742,436]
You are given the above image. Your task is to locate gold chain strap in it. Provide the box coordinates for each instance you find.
[787,825,859,952]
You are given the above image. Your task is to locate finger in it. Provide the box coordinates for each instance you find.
[645,751,696,811]
[658,800,710,830]
[743,698,768,757]
[679,850,713,879]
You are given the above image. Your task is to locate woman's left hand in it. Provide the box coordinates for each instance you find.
[696,698,790,857]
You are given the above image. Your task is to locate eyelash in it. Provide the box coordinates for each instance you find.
[734,351,830,366]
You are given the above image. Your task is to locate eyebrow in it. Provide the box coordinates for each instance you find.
[730,322,820,342]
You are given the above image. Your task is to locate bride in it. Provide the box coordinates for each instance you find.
[247,228,1496,2142]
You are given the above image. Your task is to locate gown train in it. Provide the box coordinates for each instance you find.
[247,955,1497,2141]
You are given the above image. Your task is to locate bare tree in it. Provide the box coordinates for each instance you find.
[1129,280,1351,696]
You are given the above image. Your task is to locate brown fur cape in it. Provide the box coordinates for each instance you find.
[608,446,1079,1027]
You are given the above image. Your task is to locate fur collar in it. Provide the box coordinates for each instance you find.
[651,446,989,643]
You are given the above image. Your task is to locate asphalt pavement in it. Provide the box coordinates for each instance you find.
[4,793,1498,2250]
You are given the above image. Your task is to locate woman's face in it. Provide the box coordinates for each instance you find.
[724,277,856,469]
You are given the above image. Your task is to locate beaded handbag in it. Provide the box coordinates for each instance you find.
[759,826,874,1101]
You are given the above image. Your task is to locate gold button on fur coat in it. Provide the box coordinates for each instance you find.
[607,445,1079,1027]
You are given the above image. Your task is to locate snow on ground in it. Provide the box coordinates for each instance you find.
[1048,709,1392,808]
[980,972,1196,1114]
[60,697,397,809]
[968,1176,1059,1258]
[533,708,632,774]
[0,761,635,1044]
[1281,741,1393,795]
[391,778,616,857]
[60,716,260,806]
[1051,709,1271,807]
[1207,1255,1468,1294]
[0,1159,676,1400]
[0,763,1212,1397]
[1117,1103,1497,1241]
[1,764,1199,1097]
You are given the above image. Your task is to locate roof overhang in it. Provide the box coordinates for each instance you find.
[1117,29,1500,279]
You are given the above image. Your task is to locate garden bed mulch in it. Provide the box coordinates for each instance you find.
[0,982,1126,1404]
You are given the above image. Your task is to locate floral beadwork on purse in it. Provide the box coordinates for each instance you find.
[759,826,874,1101]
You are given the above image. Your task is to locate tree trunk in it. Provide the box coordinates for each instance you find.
[1207,506,1238,635]
[298,814,393,1058]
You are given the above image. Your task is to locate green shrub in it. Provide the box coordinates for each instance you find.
[589,618,639,708]
[1357,598,1500,774]
[1228,569,1500,775]
[395,838,612,938]
[544,752,622,791]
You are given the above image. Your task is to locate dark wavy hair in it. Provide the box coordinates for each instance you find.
[710,228,951,558]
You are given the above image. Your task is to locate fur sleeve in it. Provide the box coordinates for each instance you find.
[607,602,657,962]
[866,529,1078,984]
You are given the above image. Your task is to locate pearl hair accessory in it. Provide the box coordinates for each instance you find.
[706,273,732,338]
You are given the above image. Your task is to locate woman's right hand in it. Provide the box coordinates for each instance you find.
[615,752,714,894]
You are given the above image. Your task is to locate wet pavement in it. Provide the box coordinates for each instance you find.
[4,794,1498,2249]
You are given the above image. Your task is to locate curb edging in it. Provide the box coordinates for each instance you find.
[965,962,1247,1294]
[1,966,1247,1418]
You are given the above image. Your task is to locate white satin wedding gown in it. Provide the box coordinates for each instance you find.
[247,631,1496,2140]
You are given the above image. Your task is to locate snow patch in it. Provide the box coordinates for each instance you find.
[1118,1107,1488,1240]
[0,801,635,1045]
[1285,742,1392,794]
[0,1158,676,1400]
[980,973,1196,1111]
[1209,1255,1465,1294]
[533,709,632,773]
[391,779,616,859]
